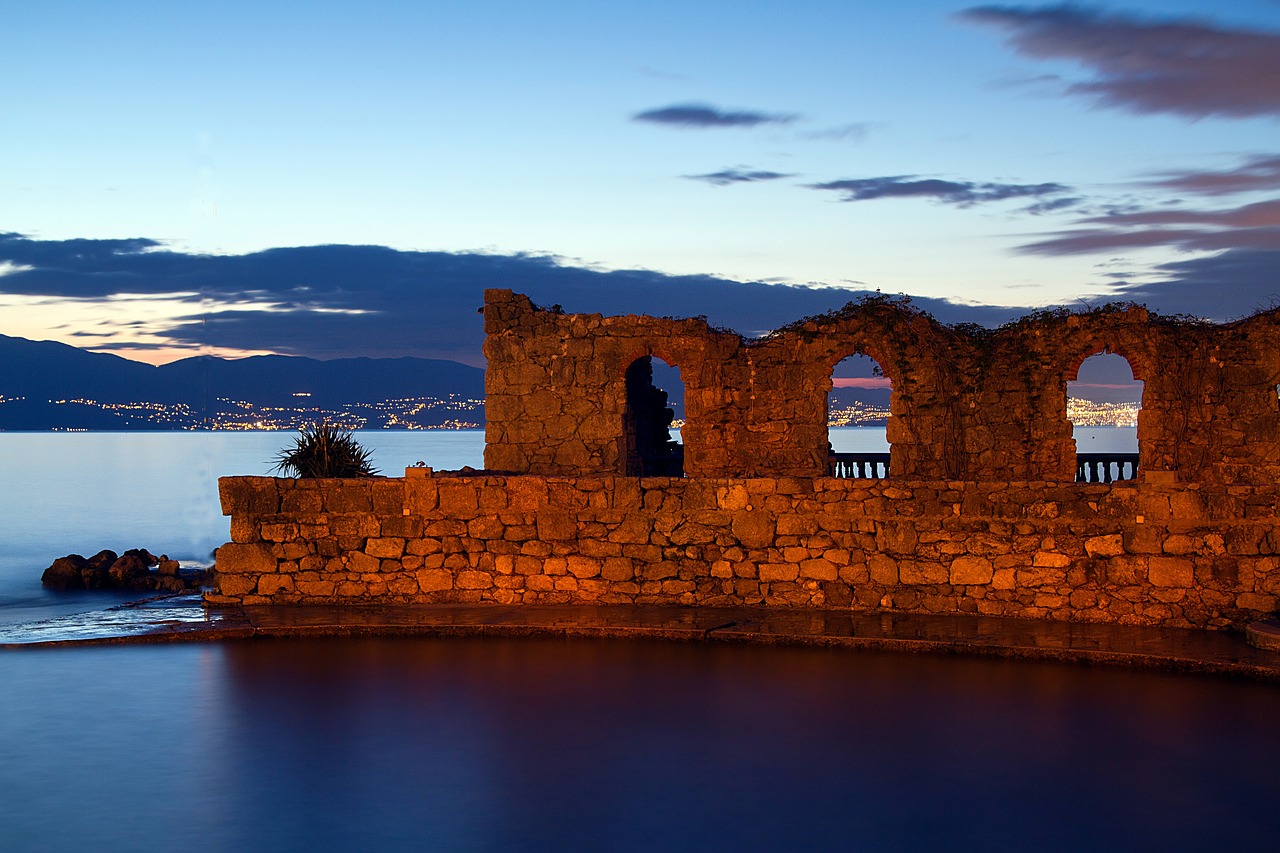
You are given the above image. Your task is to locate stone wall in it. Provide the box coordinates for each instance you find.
[483,290,1280,483]
[212,471,1280,630]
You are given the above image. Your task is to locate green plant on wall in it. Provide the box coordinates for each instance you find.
[273,422,380,478]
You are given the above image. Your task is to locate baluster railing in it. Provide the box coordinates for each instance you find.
[828,452,891,479]
[1075,453,1139,483]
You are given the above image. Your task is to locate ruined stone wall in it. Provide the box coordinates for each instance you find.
[482,290,1280,484]
[213,472,1280,630]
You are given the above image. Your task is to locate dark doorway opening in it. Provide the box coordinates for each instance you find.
[624,356,683,476]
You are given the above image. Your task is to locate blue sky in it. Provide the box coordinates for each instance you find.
[2,1,1279,364]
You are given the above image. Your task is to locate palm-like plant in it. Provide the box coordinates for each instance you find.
[273,423,379,478]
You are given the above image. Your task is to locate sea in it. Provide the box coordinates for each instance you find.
[4,427,1278,851]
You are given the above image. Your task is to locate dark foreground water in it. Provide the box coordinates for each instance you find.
[2,636,1278,851]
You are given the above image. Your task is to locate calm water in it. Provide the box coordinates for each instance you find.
[7,426,1261,853]
[2,636,1278,851]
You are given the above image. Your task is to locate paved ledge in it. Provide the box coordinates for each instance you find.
[3,595,1280,681]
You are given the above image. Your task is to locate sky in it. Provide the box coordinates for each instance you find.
[2,0,1279,367]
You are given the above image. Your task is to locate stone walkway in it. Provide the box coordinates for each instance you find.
[3,592,1280,680]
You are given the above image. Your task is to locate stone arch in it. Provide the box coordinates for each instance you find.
[825,350,893,478]
[621,352,684,476]
[1067,351,1143,482]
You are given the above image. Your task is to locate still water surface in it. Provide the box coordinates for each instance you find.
[3,636,1279,850]
[7,428,1263,852]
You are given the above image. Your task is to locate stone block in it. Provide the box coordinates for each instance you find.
[1236,592,1277,613]
[366,538,406,559]
[869,554,898,585]
[295,579,337,597]
[1084,534,1124,558]
[217,573,258,597]
[456,571,494,589]
[405,479,439,515]
[899,561,947,585]
[230,517,261,544]
[416,569,453,592]
[759,563,799,582]
[219,477,280,516]
[437,482,480,516]
[799,559,838,581]
[467,516,506,540]
[1032,552,1071,568]
[1149,556,1194,588]
[876,522,918,555]
[567,556,602,579]
[258,574,296,596]
[348,551,381,574]
[717,485,750,511]
[537,511,578,541]
[215,543,276,574]
[381,516,424,539]
[325,482,373,514]
[731,511,776,549]
[601,557,634,581]
[950,555,994,585]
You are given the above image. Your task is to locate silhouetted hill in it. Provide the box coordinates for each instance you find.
[0,334,485,429]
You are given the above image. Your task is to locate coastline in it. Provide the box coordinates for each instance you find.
[5,594,1279,682]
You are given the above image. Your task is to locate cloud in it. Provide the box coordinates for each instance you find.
[1017,197,1280,255]
[0,233,1028,366]
[1140,154,1280,196]
[683,168,793,187]
[808,175,1071,207]
[800,123,872,143]
[1104,248,1280,317]
[632,103,798,128]
[960,4,1280,119]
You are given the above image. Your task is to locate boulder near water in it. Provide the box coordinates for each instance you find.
[41,548,210,592]
[40,555,90,590]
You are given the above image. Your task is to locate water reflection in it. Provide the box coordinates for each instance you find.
[8,637,1271,851]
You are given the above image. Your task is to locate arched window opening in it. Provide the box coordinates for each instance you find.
[623,356,684,476]
[1069,352,1142,482]
[827,353,891,478]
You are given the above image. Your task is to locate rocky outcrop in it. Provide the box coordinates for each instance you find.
[41,548,210,592]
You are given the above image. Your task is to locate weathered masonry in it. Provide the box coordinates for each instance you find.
[212,290,1280,629]
[482,289,1280,483]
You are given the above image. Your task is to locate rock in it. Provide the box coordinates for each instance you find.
[42,555,89,589]
[179,568,212,589]
[123,548,159,567]
[108,554,150,586]
[156,575,187,593]
[87,549,119,571]
[81,563,108,589]
[41,547,208,593]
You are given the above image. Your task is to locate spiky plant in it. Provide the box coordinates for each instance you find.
[273,423,379,478]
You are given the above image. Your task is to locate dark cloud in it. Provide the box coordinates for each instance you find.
[808,176,1071,207]
[1017,197,1280,255]
[1105,249,1280,318]
[0,233,1027,366]
[960,4,1280,119]
[1141,154,1280,196]
[632,103,798,128]
[683,168,793,187]
[1079,199,1280,229]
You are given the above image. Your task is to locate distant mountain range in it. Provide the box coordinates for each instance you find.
[0,334,486,430]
